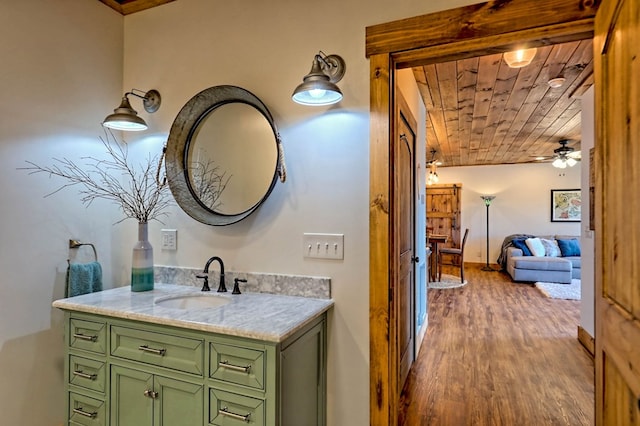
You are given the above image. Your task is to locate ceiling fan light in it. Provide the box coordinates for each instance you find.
[566,157,578,167]
[504,48,537,68]
[552,158,567,168]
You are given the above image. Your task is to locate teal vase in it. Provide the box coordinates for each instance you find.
[131,222,154,292]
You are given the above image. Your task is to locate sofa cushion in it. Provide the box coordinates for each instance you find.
[512,238,532,256]
[557,238,581,257]
[511,257,572,272]
[540,238,561,257]
[565,256,581,270]
[525,237,546,257]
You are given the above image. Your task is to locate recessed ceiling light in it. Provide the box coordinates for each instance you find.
[548,77,566,88]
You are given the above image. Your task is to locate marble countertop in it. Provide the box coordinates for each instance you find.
[52,284,334,343]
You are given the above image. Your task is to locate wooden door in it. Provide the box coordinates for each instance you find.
[395,92,417,391]
[594,0,640,423]
[426,184,461,249]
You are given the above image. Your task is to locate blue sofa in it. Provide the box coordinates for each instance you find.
[499,235,581,284]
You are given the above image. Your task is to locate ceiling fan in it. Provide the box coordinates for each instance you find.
[537,139,581,168]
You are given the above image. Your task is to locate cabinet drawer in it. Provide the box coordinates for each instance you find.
[69,318,107,355]
[69,392,106,426]
[111,325,204,375]
[210,342,265,390]
[209,388,265,425]
[69,355,106,394]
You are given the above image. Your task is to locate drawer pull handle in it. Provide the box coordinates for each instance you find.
[219,406,251,422]
[219,360,251,373]
[143,389,159,399]
[72,407,97,418]
[72,370,97,380]
[138,345,166,356]
[73,333,97,342]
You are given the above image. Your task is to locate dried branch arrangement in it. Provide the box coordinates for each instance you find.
[22,130,172,224]
[188,159,231,212]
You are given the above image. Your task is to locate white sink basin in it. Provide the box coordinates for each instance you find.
[155,294,231,310]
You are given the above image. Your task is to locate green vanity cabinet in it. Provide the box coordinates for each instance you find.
[62,310,327,426]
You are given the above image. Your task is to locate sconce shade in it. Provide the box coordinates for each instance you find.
[103,89,161,132]
[292,53,345,106]
[103,96,148,131]
[504,48,537,68]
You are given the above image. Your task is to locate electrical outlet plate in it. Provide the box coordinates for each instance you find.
[161,229,177,250]
[303,233,344,259]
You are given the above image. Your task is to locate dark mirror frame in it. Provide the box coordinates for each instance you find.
[166,85,282,226]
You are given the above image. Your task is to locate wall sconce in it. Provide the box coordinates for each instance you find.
[426,148,440,186]
[292,52,346,106]
[503,48,537,68]
[103,89,161,131]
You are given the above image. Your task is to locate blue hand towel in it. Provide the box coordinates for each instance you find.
[66,261,103,297]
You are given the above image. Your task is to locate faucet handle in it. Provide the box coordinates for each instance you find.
[232,278,247,295]
[195,273,211,292]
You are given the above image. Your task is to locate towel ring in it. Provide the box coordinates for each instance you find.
[68,239,98,265]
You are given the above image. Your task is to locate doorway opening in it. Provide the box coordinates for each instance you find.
[367,2,598,425]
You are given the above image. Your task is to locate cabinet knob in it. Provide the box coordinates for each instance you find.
[143,390,158,399]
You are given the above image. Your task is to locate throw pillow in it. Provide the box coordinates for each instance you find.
[525,237,546,257]
[557,238,581,257]
[540,238,561,257]
[511,238,532,256]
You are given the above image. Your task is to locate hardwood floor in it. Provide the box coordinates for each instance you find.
[399,263,594,425]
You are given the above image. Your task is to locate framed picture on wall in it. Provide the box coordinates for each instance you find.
[551,189,581,222]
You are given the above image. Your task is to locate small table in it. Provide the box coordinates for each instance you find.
[428,234,448,282]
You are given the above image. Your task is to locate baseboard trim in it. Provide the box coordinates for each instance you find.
[577,326,595,357]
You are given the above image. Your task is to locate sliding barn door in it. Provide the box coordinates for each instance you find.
[426,184,461,249]
[594,0,640,423]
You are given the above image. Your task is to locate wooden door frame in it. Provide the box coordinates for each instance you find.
[367,1,599,425]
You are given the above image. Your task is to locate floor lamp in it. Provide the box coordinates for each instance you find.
[481,195,496,271]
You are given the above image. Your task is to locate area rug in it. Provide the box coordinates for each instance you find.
[428,273,467,289]
[535,279,581,300]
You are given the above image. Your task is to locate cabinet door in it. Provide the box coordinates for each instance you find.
[280,321,325,426]
[155,375,203,426]
[111,366,154,426]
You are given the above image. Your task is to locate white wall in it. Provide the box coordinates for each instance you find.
[436,163,581,264]
[119,1,477,424]
[0,1,123,424]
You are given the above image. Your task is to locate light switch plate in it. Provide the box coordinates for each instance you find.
[161,229,177,250]
[303,233,344,259]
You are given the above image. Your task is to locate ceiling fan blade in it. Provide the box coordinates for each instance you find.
[568,151,581,159]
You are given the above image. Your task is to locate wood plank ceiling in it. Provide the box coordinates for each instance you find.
[99,0,174,15]
[413,39,593,167]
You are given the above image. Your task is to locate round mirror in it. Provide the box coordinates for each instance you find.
[166,86,283,225]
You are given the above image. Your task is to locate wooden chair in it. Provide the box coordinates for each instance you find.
[438,228,469,283]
